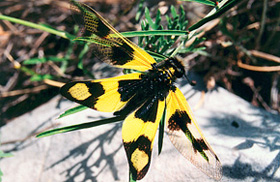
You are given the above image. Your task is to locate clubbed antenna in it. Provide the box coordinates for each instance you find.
[184,73,196,86]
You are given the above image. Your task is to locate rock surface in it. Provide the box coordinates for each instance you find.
[1,79,280,182]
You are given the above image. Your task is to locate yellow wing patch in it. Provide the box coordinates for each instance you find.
[131,149,149,172]
[68,83,91,100]
[165,87,222,180]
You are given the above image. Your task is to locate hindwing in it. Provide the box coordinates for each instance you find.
[122,96,165,180]
[165,87,222,180]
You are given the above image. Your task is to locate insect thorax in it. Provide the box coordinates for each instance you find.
[144,57,186,98]
[153,57,185,78]
[114,58,185,117]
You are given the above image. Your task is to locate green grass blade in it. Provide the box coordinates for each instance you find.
[0,14,75,40]
[188,0,241,31]
[58,105,88,119]
[120,30,188,38]
[179,0,216,6]
[158,107,166,155]
[0,151,13,158]
[36,115,125,138]
[146,50,168,60]
[0,14,187,44]
[30,74,53,81]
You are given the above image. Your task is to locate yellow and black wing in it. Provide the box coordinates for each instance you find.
[70,0,156,71]
[60,73,142,112]
[165,87,222,180]
[122,95,165,180]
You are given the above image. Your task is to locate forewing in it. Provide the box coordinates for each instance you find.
[70,0,156,71]
[122,96,165,180]
[60,73,142,112]
[165,87,222,180]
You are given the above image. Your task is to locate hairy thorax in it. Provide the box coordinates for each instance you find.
[115,58,185,116]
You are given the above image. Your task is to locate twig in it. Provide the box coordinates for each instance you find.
[2,94,29,114]
[237,49,280,72]
[43,79,65,87]
[249,50,280,63]
[243,77,271,111]
[237,60,280,72]
[185,19,220,48]
[47,61,67,77]
[0,71,19,92]
[0,85,49,97]
[29,31,49,57]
